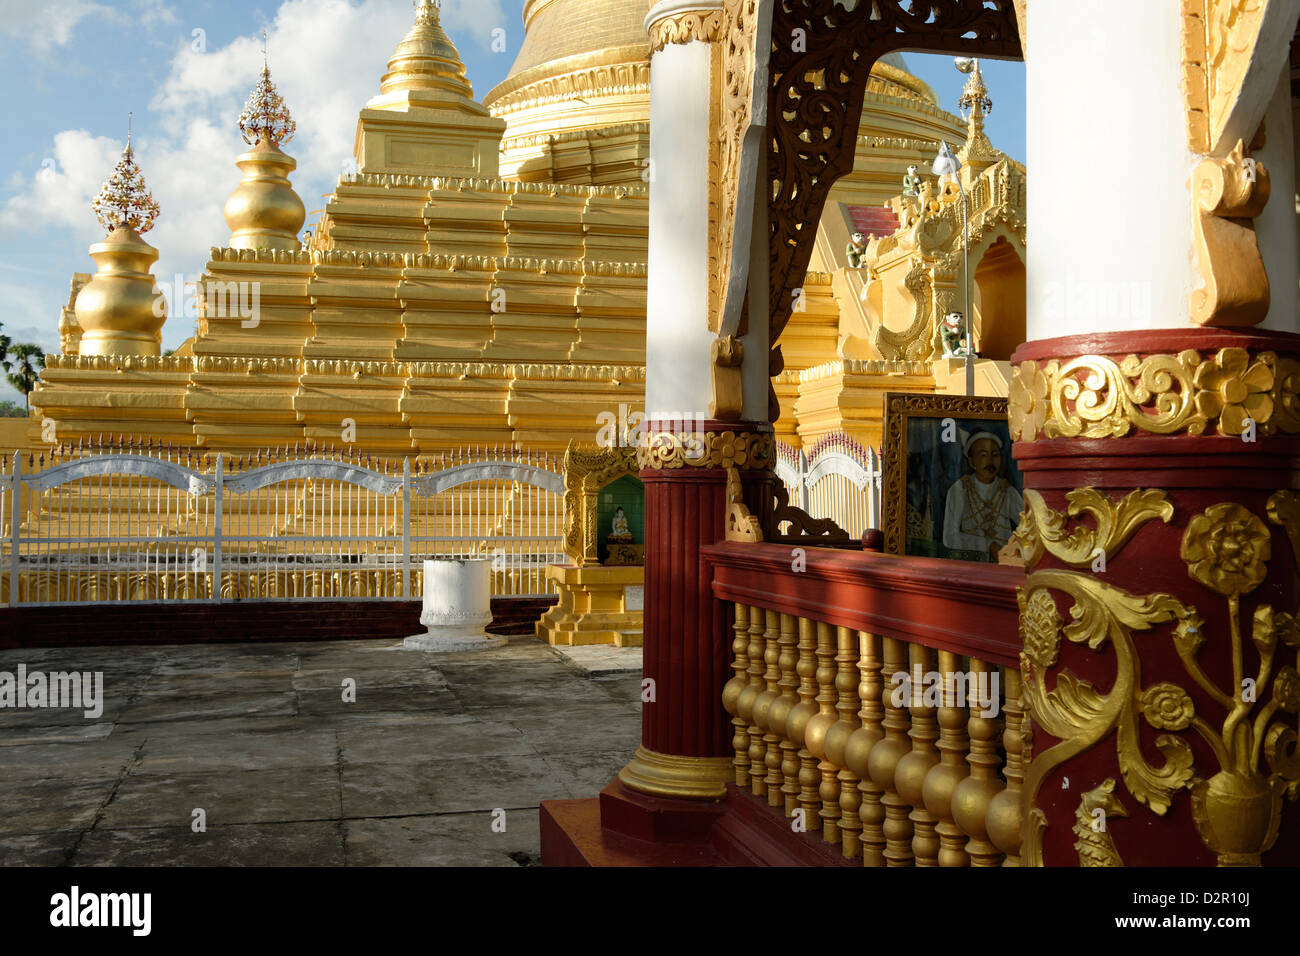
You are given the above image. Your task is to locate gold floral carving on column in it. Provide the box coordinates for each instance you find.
[1019,488,1300,866]
[636,429,776,471]
[648,9,725,51]
[1191,139,1272,326]
[1008,347,1300,442]
[560,442,640,567]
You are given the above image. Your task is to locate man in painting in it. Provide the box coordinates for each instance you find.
[942,430,1021,561]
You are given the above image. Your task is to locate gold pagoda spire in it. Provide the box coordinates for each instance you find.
[378,0,474,100]
[91,115,160,235]
[224,48,305,251]
[75,115,167,357]
[238,40,297,148]
[956,59,998,173]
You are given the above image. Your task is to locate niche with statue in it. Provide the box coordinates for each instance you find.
[597,474,645,566]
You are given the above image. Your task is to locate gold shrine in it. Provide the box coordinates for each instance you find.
[13,0,1026,461]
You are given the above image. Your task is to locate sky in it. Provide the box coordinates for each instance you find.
[0,0,1026,404]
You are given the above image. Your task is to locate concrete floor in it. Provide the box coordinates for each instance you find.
[0,637,642,866]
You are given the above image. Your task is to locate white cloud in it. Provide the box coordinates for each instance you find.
[0,0,110,50]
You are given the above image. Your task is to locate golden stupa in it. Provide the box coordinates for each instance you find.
[26,0,1024,456]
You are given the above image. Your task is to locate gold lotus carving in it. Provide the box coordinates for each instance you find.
[1009,347,1300,442]
[648,10,725,51]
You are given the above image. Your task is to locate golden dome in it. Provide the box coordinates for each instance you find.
[484,0,651,109]
[380,0,474,100]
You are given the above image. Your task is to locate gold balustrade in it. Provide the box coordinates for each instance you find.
[708,540,1024,866]
[724,600,1025,866]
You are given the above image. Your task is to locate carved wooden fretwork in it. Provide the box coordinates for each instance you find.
[765,0,1021,356]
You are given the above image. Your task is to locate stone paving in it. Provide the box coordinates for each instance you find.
[0,637,642,866]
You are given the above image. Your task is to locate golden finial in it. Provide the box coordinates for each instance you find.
[414,0,441,24]
[91,114,160,234]
[956,58,992,117]
[238,41,296,148]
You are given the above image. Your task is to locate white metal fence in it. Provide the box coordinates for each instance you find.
[1,443,565,606]
[774,433,882,538]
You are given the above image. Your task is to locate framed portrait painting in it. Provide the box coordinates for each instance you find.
[881,392,1024,562]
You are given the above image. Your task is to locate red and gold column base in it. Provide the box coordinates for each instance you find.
[620,420,776,802]
[618,746,735,801]
[1010,328,1300,867]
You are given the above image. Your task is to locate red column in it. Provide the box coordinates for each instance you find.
[616,421,776,801]
[1011,328,1300,866]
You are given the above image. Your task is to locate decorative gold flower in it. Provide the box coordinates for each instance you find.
[1193,347,1275,437]
[1019,588,1061,669]
[1141,682,1196,731]
[1181,502,1271,597]
[1274,666,1300,714]
[1009,360,1050,442]
[715,432,746,470]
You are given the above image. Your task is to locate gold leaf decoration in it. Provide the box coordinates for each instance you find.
[1181,502,1270,598]
[1009,347,1300,441]
[1015,488,1174,570]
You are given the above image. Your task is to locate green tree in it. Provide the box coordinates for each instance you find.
[4,344,45,413]
[0,400,24,418]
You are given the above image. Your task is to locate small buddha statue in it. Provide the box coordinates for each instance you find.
[610,506,633,541]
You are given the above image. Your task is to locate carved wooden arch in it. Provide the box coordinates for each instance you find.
[765,0,1023,367]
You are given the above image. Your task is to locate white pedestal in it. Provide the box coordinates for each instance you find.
[403,558,506,652]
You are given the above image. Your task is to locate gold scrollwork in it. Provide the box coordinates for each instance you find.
[1020,489,1300,866]
[1009,347,1300,442]
[636,429,775,471]
[1014,488,1175,570]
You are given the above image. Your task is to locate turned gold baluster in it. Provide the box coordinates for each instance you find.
[722,603,752,787]
[849,630,885,866]
[745,604,768,796]
[896,643,940,866]
[775,612,801,816]
[987,666,1030,866]
[827,625,862,859]
[871,636,913,866]
[753,608,784,805]
[788,617,822,832]
[804,621,841,843]
[953,657,1006,866]
[924,650,971,867]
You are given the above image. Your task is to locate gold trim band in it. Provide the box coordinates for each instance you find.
[635,429,776,470]
[648,10,725,52]
[1009,346,1300,442]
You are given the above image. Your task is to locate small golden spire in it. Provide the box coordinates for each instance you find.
[957,59,993,119]
[415,0,441,24]
[238,46,296,148]
[91,114,160,234]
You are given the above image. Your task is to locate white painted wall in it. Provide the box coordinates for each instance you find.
[1026,0,1198,339]
[644,10,716,420]
[1256,63,1299,333]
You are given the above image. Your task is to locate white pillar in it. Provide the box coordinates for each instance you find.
[644,1,721,420]
[1026,1,1197,339]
